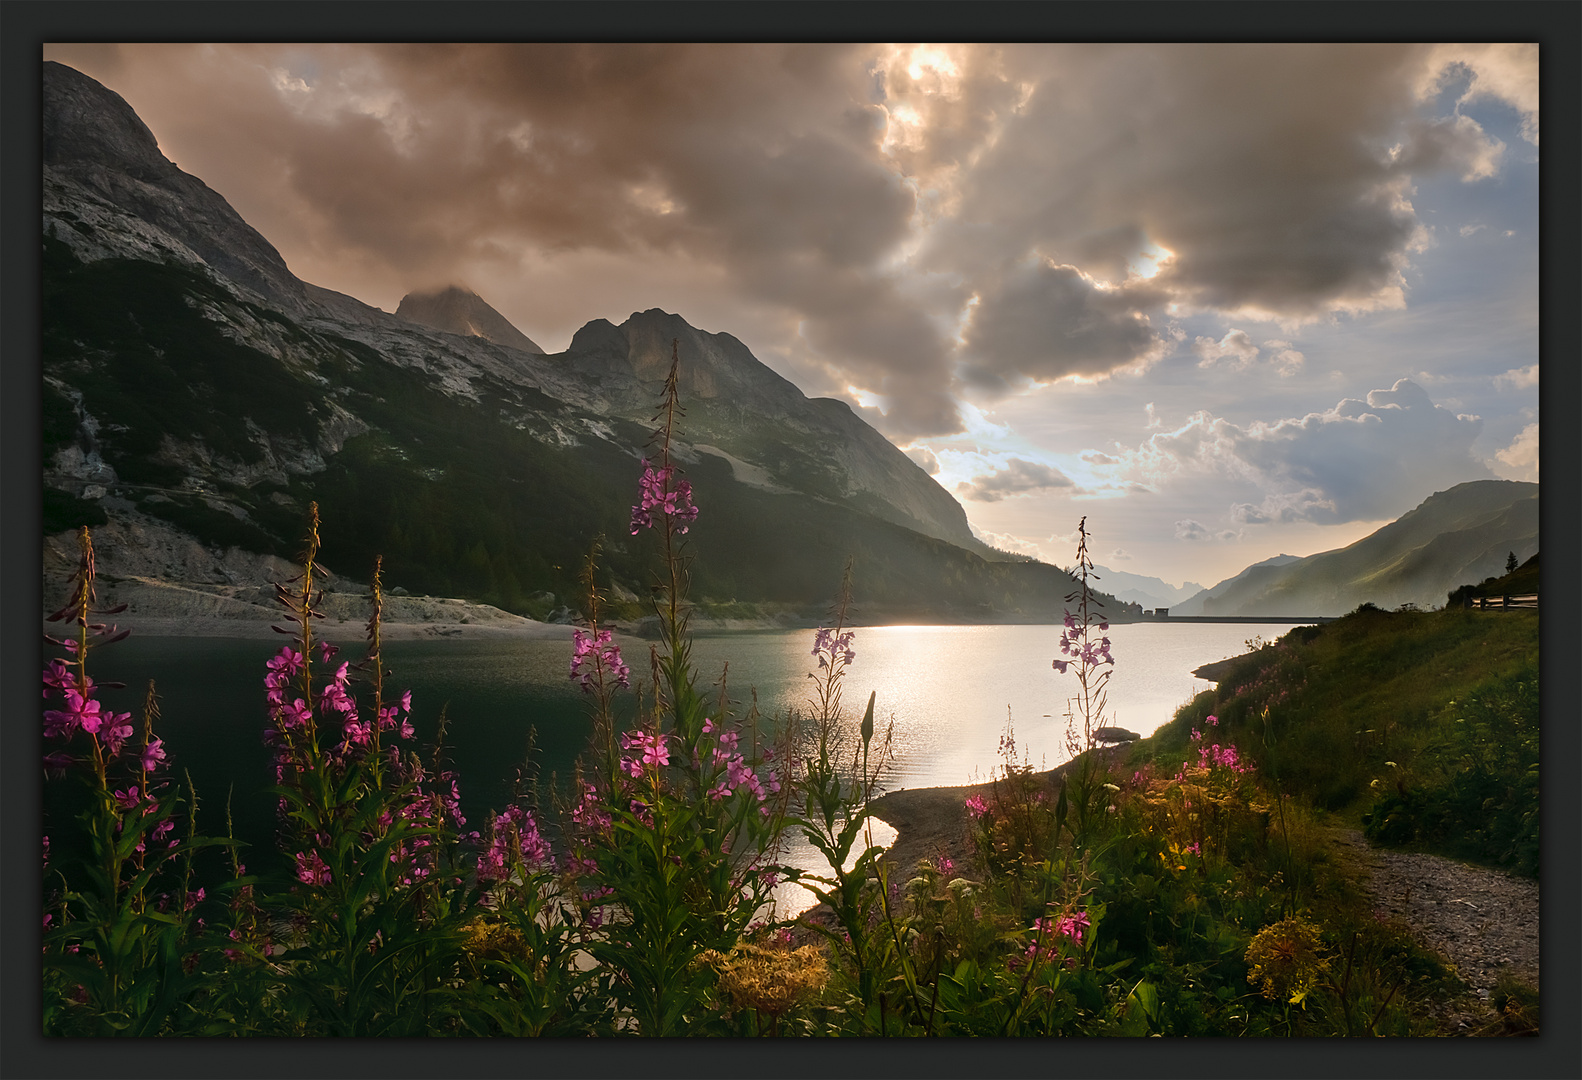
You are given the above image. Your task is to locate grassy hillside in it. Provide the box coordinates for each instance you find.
[1189,481,1538,616]
[1135,604,1540,875]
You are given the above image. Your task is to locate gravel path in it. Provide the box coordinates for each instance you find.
[1325,828,1540,1028]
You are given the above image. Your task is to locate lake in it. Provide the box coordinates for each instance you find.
[63,622,1295,916]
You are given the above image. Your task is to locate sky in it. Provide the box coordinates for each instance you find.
[42,42,1541,588]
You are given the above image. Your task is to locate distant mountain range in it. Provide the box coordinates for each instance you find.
[41,61,1118,623]
[1171,480,1539,616]
[1088,566,1206,611]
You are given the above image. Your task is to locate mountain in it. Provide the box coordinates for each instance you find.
[1171,555,1305,616]
[41,61,1113,624]
[1171,481,1539,617]
[1088,566,1206,611]
[395,286,545,353]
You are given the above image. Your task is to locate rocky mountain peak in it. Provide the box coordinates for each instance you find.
[395,286,544,354]
[43,61,169,180]
[559,308,807,418]
[43,62,313,315]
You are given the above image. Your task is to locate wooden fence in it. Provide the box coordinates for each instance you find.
[1467,593,1538,610]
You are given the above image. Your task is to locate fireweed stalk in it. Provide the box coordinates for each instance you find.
[1055,516,1116,844]
[41,527,221,1035]
[571,341,794,1035]
[797,562,942,1037]
[796,562,904,1031]
[256,505,477,1036]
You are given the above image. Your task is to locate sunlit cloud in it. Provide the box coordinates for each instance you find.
[1493,421,1539,481]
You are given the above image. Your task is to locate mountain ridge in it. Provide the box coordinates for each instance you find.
[1172,481,1538,617]
[39,61,1087,624]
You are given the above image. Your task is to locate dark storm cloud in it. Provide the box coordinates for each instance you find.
[54,42,1532,442]
[956,457,1074,502]
[960,263,1166,390]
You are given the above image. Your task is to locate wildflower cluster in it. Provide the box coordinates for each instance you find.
[477,804,551,884]
[629,460,698,535]
[1052,609,1112,675]
[812,626,855,669]
[570,627,631,691]
[40,529,214,1036]
[1244,916,1330,1004]
[1188,716,1255,776]
[1018,910,1091,967]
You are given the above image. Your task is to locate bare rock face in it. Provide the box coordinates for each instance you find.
[395,286,545,354]
[43,60,391,327]
[43,61,312,315]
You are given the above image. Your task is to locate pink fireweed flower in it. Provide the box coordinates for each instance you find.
[812,626,856,668]
[1206,714,1219,726]
[1054,910,1091,945]
[965,795,989,819]
[630,461,699,535]
[42,659,75,696]
[342,718,373,749]
[45,689,102,739]
[620,729,670,774]
[267,647,304,678]
[102,713,134,756]
[278,698,313,730]
[319,640,340,663]
[570,628,631,690]
[139,738,167,772]
[295,850,332,887]
[113,786,142,812]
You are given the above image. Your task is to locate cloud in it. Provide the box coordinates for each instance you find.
[1459,223,1485,238]
[47,43,1536,443]
[960,262,1167,391]
[1108,548,1132,562]
[1230,489,1336,525]
[1418,43,1540,145]
[1174,519,1211,542]
[939,43,1522,323]
[905,445,941,475]
[1081,450,1121,466]
[1493,422,1539,481]
[1493,364,1538,390]
[1193,330,1306,377]
[956,457,1075,502]
[1139,379,1489,524]
[1264,341,1307,377]
[1193,329,1261,369]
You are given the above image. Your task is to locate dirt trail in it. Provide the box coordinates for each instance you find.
[1324,828,1539,1029]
